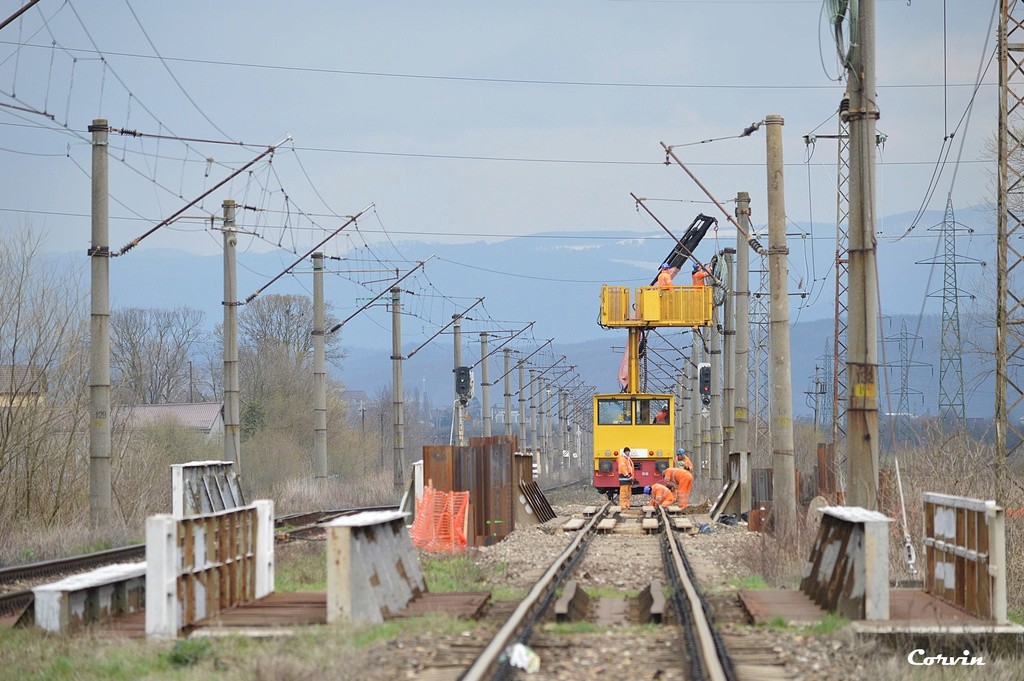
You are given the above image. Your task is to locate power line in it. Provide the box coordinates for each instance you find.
[0,39,998,92]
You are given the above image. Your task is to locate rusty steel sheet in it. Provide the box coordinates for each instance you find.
[739,589,827,626]
[888,588,987,625]
[422,438,519,547]
[196,592,328,628]
[392,592,491,620]
[741,588,987,627]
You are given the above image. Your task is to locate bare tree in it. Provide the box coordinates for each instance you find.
[110,307,207,404]
[238,294,342,369]
[0,227,89,527]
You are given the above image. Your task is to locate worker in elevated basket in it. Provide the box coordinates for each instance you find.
[692,261,711,287]
[617,447,635,510]
[656,262,674,290]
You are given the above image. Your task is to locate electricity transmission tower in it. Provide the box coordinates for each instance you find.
[916,195,982,426]
[883,320,926,448]
[996,1,1024,502]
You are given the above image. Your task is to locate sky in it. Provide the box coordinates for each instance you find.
[0,1,1003,362]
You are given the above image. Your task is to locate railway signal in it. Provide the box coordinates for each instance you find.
[456,365,474,405]
[698,362,711,406]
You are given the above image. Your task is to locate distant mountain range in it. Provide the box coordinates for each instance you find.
[48,204,1000,418]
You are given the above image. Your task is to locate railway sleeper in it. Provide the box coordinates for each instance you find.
[554,579,667,626]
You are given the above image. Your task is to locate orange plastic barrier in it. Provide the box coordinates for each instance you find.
[409,487,469,553]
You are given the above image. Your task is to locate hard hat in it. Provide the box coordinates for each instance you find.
[692,262,700,272]
[659,262,671,270]
[677,448,686,455]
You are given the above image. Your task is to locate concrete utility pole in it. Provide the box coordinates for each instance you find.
[89,119,111,529]
[691,334,703,474]
[453,315,465,446]
[845,0,880,509]
[518,360,527,446]
[504,348,513,437]
[559,389,568,466]
[530,370,539,473]
[391,287,405,493]
[223,200,242,470]
[710,303,723,484]
[721,248,737,464]
[481,332,491,436]
[765,114,796,525]
[312,252,327,480]
[734,192,753,512]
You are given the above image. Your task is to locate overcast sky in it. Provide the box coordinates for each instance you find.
[0,0,998,261]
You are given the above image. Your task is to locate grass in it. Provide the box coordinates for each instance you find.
[759,611,849,634]
[0,614,476,681]
[726,574,771,591]
[420,554,525,600]
[1010,610,1024,626]
[420,555,481,592]
[274,542,327,592]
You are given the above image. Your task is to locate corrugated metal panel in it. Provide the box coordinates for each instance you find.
[752,468,773,505]
[519,480,556,523]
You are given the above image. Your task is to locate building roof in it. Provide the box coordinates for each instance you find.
[117,402,224,432]
[0,365,46,394]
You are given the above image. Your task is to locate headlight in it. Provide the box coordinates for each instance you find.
[599,460,614,473]
[655,461,669,473]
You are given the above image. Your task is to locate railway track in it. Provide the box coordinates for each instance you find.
[406,504,740,680]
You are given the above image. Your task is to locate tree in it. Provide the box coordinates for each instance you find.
[110,307,207,404]
[231,294,342,439]
[0,227,90,527]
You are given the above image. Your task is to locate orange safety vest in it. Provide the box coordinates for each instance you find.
[651,482,677,507]
[617,453,634,479]
[673,468,693,508]
[662,467,688,487]
[654,409,669,424]
[656,269,673,290]
[692,267,709,287]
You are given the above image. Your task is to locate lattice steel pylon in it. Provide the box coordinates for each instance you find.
[833,118,851,448]
[997,1,1024,502]
[804,119,850,446]
[886,320,926,448]
[917,195,982,426]
[751,252,772,465]
[820,339,835,431]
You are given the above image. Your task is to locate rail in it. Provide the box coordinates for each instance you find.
[660,506,736,681]
[461,501,610,680]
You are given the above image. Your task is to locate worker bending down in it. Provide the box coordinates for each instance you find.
[649,479,677,508]
[662,465,694,509]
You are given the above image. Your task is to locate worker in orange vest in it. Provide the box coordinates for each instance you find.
[650,479,677,507]
[653,405,669,424]
[617,447,635,510]
[691,261,710,287]
[662,465,694,509]
[656,262,674,290]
